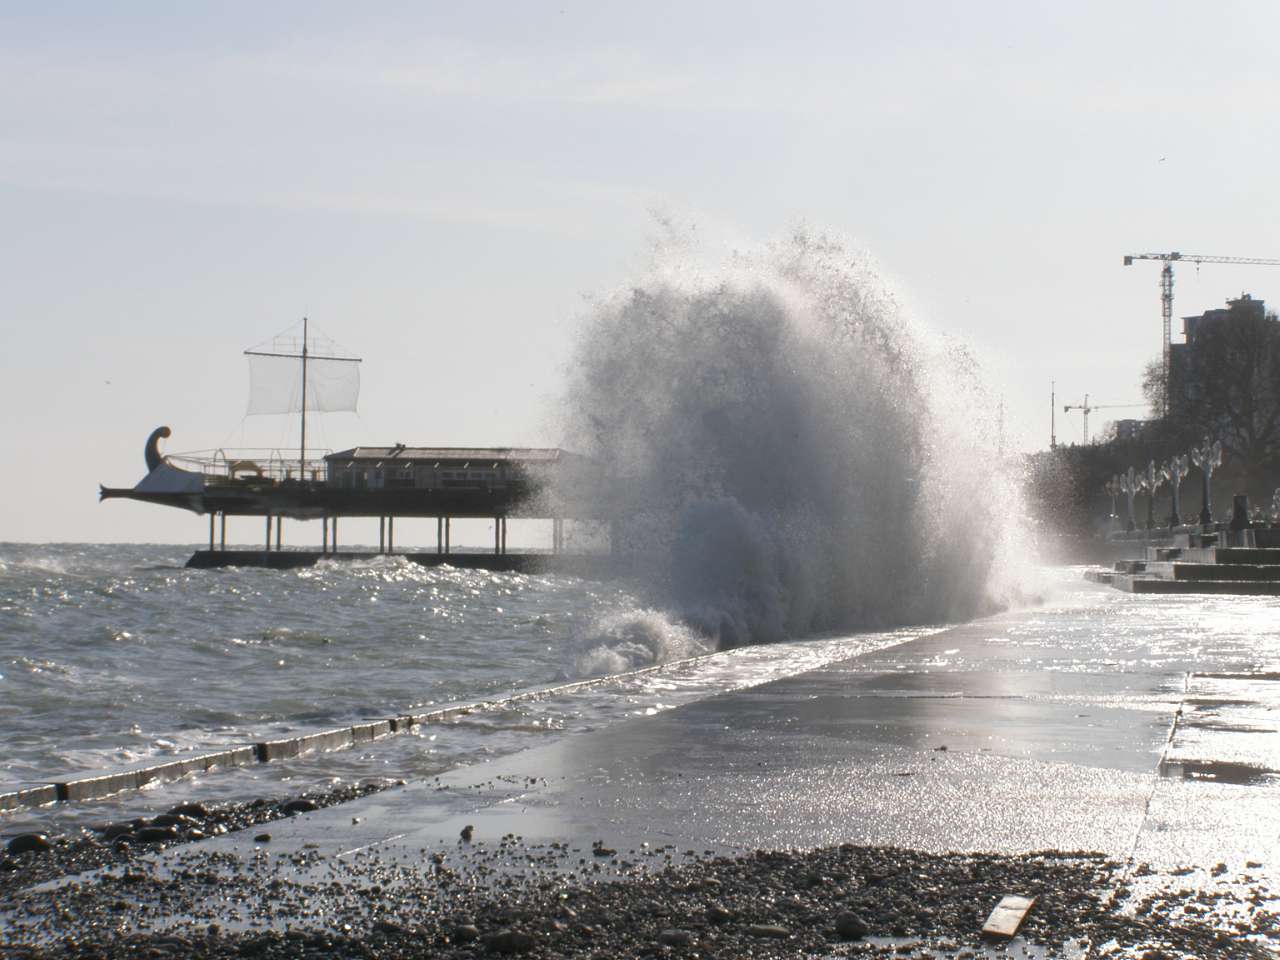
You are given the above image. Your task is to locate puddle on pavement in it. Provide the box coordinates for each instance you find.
[1158,758,1280,785]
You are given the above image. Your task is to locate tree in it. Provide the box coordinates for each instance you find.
[1168,298,1280,484]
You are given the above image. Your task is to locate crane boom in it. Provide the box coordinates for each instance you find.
[1124,253,1280,267]
[1061,393,1143,444]
[1123,251,1280,417]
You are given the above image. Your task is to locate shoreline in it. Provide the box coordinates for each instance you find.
[2,810,1273,957]
[4,580,1278,957]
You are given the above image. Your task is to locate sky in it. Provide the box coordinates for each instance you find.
[4,0,1280,543]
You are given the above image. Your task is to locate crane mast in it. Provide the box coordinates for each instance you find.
[1062,394,1144,445]
[1123,251,1280,417]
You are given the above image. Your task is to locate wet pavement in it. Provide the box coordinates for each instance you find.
[201,576,1275,869]
[4,573,1278,952]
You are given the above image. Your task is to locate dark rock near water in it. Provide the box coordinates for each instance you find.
[281,798,319,815]
[135,826,178,843]
[834,910,870,939]
[6,833,51,856]
[150,813,197,829]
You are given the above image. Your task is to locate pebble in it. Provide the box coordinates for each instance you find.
[6,833,51,856]
[281,799,318,815]
[706,902,733,924]
[835,910,870,939]
[483,928,535,953]
[746,924,791,939]
[657,928,693,946]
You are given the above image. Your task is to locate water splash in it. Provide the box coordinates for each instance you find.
[556,228,1026,649]
[571,608,710,676]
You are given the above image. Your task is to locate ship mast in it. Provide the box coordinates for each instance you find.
[244,318,361,483]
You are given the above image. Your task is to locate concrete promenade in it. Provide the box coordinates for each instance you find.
[237,578,1277,875]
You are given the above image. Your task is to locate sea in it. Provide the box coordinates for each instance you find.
[0,542,940,832]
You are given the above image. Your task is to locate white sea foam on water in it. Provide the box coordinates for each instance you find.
[556,227,1031,649]
[571,608,710,676]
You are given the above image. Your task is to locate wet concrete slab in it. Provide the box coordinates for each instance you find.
[164,593,1217,868]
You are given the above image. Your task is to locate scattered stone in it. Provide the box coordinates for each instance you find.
[706,902,733,924]
[135,826,179,843]
[454,924,480,943]
[168,802,209,819]
[835,911,870,939]
[7,833,51,856]
[460,824,474,842]
[253,833,271,843]
[281,799,319,815]
[150,813,197,829]
[746,924,790,939]
[657,928,693,946]
[484,928,535,953]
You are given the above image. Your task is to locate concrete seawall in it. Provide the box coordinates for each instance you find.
[0,655,704,814]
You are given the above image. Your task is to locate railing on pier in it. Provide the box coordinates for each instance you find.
[166,449,333,485]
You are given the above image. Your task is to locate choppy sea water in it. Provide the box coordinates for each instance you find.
[0,543,937,830]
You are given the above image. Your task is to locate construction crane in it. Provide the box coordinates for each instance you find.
[1122,251,1280,416]
[1062,394,1145,444]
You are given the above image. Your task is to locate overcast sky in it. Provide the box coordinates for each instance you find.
[4,1,1280,543]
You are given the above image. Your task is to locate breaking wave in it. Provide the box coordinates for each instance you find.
[555,227,1026,650]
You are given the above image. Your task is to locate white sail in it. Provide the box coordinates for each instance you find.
[246,352,360,416]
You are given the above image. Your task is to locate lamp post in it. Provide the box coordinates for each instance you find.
[1118,466,1139,533]
[1161,454,1189,528]
[1142,460,1163,530]
[1190,439,1223,527]
[1104,476,1121,525]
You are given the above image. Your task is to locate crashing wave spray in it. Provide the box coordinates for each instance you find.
[557,228,1024,656]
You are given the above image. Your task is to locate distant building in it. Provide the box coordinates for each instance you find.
[1112,418,1148,442]
[1168,293,1272,420]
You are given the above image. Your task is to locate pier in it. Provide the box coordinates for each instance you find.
[101,431,614,572]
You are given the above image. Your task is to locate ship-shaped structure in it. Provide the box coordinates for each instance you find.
[99,321,602,569]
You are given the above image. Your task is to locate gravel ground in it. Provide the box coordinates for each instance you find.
[1,788,1275,959]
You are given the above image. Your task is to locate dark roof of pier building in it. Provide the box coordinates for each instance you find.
[325,446,579,464]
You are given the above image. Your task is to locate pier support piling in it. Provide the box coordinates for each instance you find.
[445,517,451,554]
[275,515,282,551]
[333,517,339,552]
[388,517,395,554]
[379,516,386,554]
[220,513,226,551]
[209,514,215,551]
[264,515,271,552]
[501,516,507,555]
[436,517,442,555]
